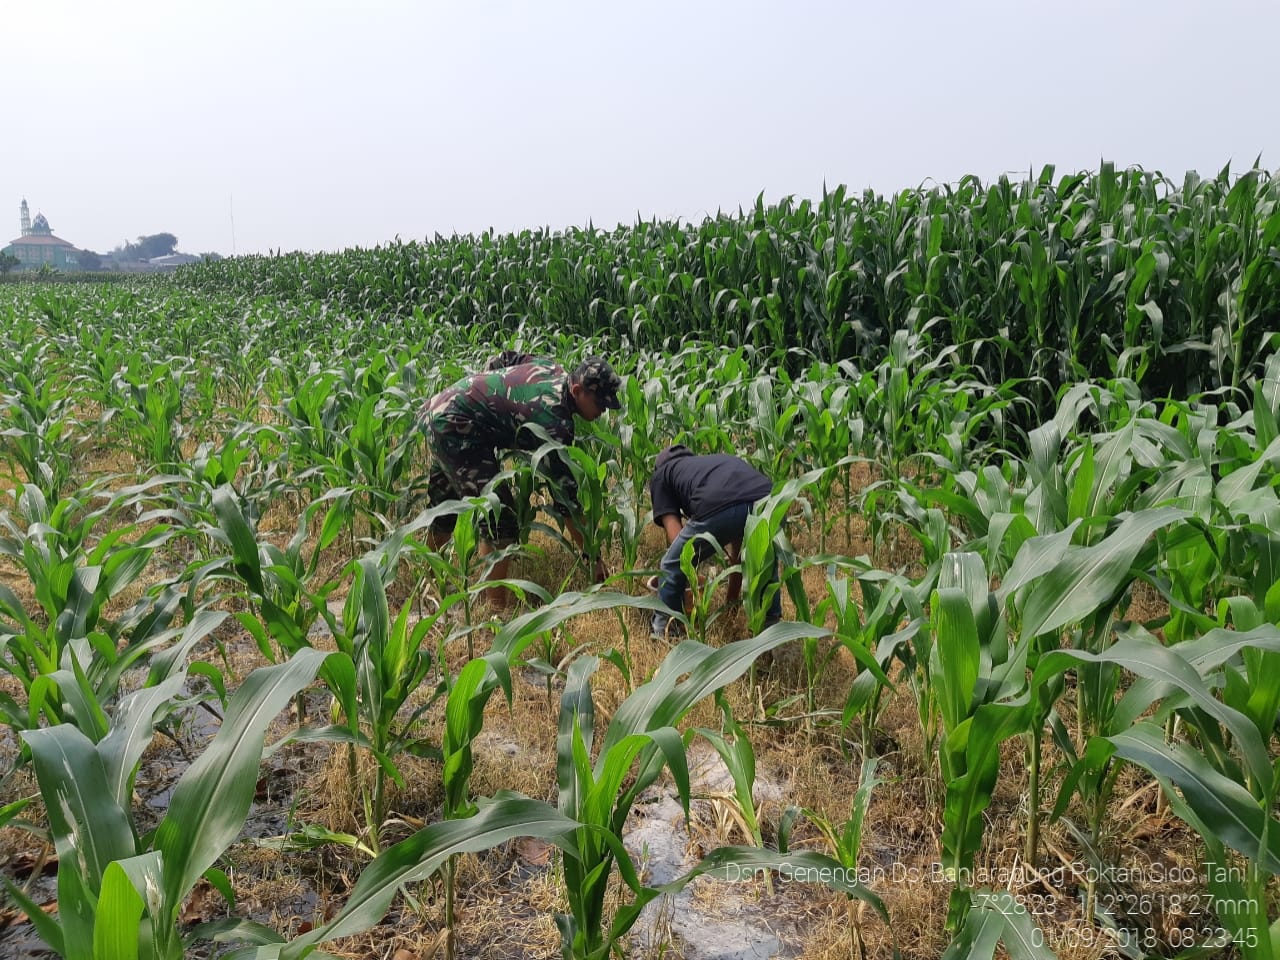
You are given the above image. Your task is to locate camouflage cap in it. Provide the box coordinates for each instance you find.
[571,356,622,409]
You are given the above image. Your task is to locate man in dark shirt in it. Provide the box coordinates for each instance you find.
[647,444,782,638]
[416,353,621,606]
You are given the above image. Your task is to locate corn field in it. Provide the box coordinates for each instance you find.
[0,161,1278,959]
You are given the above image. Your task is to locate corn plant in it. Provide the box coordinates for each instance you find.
[672,532,739,644]
[215,794,583,960]
[792,369,857,548]
[940,891,1054,960]
[4,648,333,960]
[312,554,451,854]
[554,441,618,575]
[1150,622,1280,958]
[554,622,854,960]
[1035,624,1280,950]
[740,466,833,636]
[329,355,419,535]
[611,372,667,540]
[817,565,910,750]
[694,697,766,847]
[107,359,192,472]
[406,495,548,653]
[1000,507,1188,871]
[745,371,801,478]
[185,420,287,519]
[0,350,79,498]
[191,484,349,665]
[929,552,1031,931]
[793,755,883,959]
[432,589,673,958]
[276,364,354,476]
[0,482,178,741]
[518,427,617,581]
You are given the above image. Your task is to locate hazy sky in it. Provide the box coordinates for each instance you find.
[6,1,1277,257]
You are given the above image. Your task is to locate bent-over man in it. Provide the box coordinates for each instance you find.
[647,444,782,638]
[417,353,621,607]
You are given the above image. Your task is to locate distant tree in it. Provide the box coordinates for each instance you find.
[110,240,139,262]
[199,251,224,262]
[110,233,179,262]
[135,233,179,260]
[0,251,18,276]
[77,249,103,271]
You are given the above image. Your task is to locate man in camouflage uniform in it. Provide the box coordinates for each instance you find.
[417,353,622,606]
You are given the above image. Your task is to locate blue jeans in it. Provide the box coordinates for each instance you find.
[652,501,782,635]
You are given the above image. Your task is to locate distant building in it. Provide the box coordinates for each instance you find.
[147,253,201,271]
[2,199,81,269]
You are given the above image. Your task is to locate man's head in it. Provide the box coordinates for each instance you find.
[569,356,622,420]
[654,444,693,471]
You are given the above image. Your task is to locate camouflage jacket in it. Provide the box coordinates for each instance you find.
[419,357,580,514]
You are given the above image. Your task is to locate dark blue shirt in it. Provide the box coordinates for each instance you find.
[649,454,772,525]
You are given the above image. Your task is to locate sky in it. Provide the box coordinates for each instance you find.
[5,0,1278,257]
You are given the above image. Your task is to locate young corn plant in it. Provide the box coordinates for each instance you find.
[0,481,179,742]
[673,532,738,644]
[216,794,583,960]
[277,364,354,476]
[793,370,857,549]
[4,648,334,960]
[816,565,910,750]
[185,420,287,521]
[522,428,619,582]
[555,621,863,960]
[0,357,79,499]
[407,496,546,655]
[693,696,767,848]
[305,554,453,854]
[107,359,192,472]
[745,371,801,479]
[928,551,1032,932]
[794,754,884,960]
[432,589,672,959]
[191,483,350,665]
[1034,623,1280,952]
[739,467,830,636]
[332,369,418,537]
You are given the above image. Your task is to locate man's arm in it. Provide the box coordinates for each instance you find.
[659,513,685,545]
[725,540,743,602]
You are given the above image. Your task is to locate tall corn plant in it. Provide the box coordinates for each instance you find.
[998,507,1188,876]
